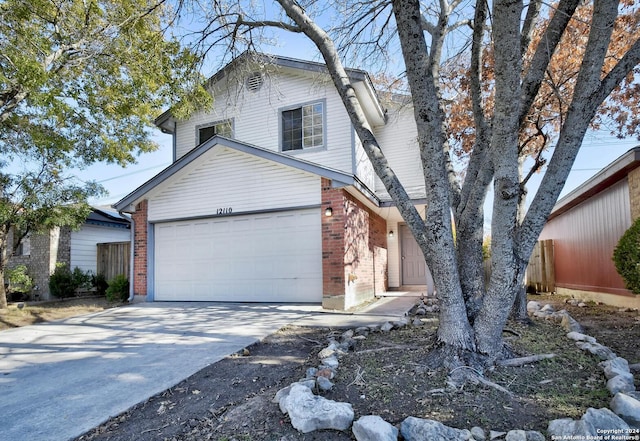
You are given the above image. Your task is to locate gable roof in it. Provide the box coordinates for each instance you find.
[155,52,386,133]
[549,146,640,220]
[112,136,355,213]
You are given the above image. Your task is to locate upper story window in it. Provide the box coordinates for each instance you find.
[281,102,324,152]
[197,120,233,145]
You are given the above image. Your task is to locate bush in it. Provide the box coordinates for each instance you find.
[92,273,108,296]
[49,264,76,299]
[106,274,129,302]
[6,265,33,301]
[49,264,95,299]
[613,217,640,295]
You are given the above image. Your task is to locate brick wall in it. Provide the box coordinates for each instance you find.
[628,167,640,222]
[5,226,71,301]
[321,178,388,310]
[132,200,148,296]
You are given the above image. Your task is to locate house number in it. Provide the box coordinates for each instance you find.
[216,207,233,215]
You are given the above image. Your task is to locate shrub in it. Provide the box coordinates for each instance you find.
[72,267,93,292]
[105,275,129,302]
[6,265,33,301]
[92,273,108,296]
[49,263,76,299]
[613,216,640,295]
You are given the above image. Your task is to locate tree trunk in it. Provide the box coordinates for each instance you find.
[0,266,7,309]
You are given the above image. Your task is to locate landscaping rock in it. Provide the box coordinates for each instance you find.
[412,318,424,326]
[601,357,631,379]
[355,326,370,336]
[489,430,506,439]
[629,363,640,374]
[380,322,394,332]
[305,367,318,379]
[606,373,636,395]
[611,392,640,428]
[505,430,526,441]
[320,355,340,369]
[566,331,596,343]
[316,367,336,379]
[560,312,584,333]
[581,407,630,432]
[547,418,595,437]
[352,415,399,441]
[318,346,336,359]
[575,341,617,360]
[470,426,485,440]
[400,417,471,440]
[280,383,354,433]
[316,376,334,392]
[526,301,541,313]
[525,431,545,441]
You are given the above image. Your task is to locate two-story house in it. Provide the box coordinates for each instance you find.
[113,53,433,310]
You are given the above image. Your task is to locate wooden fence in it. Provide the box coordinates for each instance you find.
[526,239,555,293]
[97,241,130,281]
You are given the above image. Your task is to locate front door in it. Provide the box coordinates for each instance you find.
[400,224,435,293]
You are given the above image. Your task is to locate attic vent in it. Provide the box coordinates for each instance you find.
[245,72,264,92]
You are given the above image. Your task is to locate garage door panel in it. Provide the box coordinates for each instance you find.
[154,209,321,302]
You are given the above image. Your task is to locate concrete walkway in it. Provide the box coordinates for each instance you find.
[0,294,417,441]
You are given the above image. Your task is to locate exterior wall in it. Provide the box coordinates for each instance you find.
[132,200,148,297]
[539,178,631,296]
[174,69,354,174]
[6,227,71,301]
[146,147,321,222]
[321,178,387,310]
[373,103,424,200]
[70,225,130,274]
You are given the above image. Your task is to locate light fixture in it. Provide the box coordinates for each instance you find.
[389,230,394,238]
[325,207,333,217]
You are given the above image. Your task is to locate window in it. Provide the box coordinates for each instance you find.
[197,120,233,145]
[281,102,324,151]
[13,232,30,256]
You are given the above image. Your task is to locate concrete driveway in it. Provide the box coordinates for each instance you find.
[0,302,319,441]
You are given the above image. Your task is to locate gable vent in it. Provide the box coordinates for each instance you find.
[245,72,264,92]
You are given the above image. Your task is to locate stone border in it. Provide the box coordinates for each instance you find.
[273,299,640,440]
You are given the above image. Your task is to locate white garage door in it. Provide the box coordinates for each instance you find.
[153,208,322,302]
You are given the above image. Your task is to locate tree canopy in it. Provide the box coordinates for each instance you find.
[0,0,210,308]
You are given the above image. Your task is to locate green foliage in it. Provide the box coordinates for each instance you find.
[49,264,76,299]
[0,0,210,168]
[613,217,640,295]
[92,273,109,297]
[6,265,33,301]
[49,264,95,298]
[105,275,130,303]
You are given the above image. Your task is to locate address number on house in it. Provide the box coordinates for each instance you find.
[216,207,233,215]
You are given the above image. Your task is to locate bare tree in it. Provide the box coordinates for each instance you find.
[183,0,640,366]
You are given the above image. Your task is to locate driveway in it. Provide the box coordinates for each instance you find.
[0,302,319,441]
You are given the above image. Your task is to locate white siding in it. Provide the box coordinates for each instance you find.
[355,136,375,190]
[373,104,424,199]
[70,225,130,273]
[147,146,321,222]
[174,69,354,174]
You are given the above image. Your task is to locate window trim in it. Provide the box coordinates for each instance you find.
[196,119,234,146]
[279,99,327,153]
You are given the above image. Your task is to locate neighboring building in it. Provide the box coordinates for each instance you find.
[113,53,434,310]
[538,146,640,309]
[6,207,131,300]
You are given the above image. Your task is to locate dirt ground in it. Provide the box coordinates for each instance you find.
[71,294,639,441]
[0,296,120,330]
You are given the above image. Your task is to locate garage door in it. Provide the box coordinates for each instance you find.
[153,208,322,302]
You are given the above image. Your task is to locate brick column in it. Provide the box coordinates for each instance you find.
[321,178,346,309]
[132,200,148,297]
